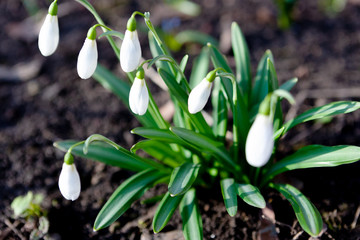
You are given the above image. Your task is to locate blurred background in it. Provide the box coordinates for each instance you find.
[1,0,360,239]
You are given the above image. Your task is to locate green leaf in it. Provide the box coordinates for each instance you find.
[275,101,360,139]
[208,44,250,149]
[251,50,274,109]
[94,169,166,230]
[208,43,232,73]
[131,140,184,167]
[189,47,210,88]
[148,32,174,75]
[180,189,203,240]
[270,183,323,237]
[168,163,201,196]
[220,179,238,216]
[236,184,266,209]
[54,140,163,172]
[212,88,228,141]
[171,127,247,180]
[279,77,298,92]
[153,192,183,233]
[177,54,189,83]
[262,145,360,186]
[131,127,185,145]
[231,22,251,97]
[267,59,283,132]
[175,30,218,47]
[11,192,34,217]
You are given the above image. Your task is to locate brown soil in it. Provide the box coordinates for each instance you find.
[1,0,360,239]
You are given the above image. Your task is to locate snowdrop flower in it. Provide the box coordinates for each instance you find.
[38,0,59,57]
[129,68,149,115]
[120,16,141,72]
[77,26,98,79]
[188,70,217,114]
[58,152,81,201]
[245,97,274,168]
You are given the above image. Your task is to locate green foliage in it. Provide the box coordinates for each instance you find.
[50,1,360,238]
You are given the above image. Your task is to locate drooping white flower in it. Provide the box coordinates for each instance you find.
[188,78,213,114]
[120,30,141,72]
[129,76,149,115]
[38,14,59,57]
[58,162,81,201]
[245,114,274,167]
[77,38,98,79]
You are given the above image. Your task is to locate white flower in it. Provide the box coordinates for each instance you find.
[129,77,149,115]
[245,114,274,167]
[58,162,81,201]
[188,78,213,114]
[120,30,141,72]
[77,38,98,79]
[38,14,59,57]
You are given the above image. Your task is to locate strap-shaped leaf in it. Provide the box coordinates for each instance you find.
[279,77,298,92]
[94,169,166,230]
[168,162,201,196]
[220,178,238,216]
[131,140,184,167]
[158,68,213,135]
[270,183,323,237]
[153,192,183,233]
[236,183,266,209]
[189,47,209,88]
[208,44,250,149]
[177,54,189,83]
[148,32,173,75]
[212,88,228,141]
[231,22,251,97]
[54,140,163,172]
[267,59,283,132]
[251,50,274,108]
[131,127,201,157]
[180,188,203,240]
[274,101,360,139]
[262,145,360,186]
[170,127,240,173]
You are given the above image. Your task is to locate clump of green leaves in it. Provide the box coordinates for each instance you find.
[11,192,50,240]
[45,0,360,238]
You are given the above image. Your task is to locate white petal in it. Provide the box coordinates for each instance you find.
[120,30,141,72]
[188,78,212,114]
[38,14,59,57]
[77,39,98,79]
[58,163,81,201]
[129,78,149,115]
[245,114,274,167]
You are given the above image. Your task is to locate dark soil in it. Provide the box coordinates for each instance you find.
[1,0,360,239]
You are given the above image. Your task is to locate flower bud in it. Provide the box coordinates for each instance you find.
[120,29,141,72]
[58,162,81,201]
[188,78,213,114]
[129,70,149,115]
[77,37,98,79]
[245,114,274,167]
[38,1,59,56]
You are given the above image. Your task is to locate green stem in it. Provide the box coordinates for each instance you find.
[253,167,261,186]
[75,0,120,57]
[132,11,146,18]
